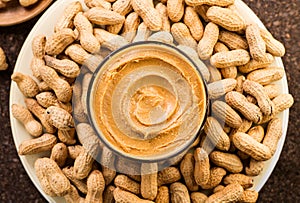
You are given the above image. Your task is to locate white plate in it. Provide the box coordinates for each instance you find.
[9,0,290,202]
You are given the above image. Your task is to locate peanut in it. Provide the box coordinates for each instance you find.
[248,125,265,143]
[238,53,274,73]
[180,153,199,191]
[232,132,272,161]
[214,42,237,79]
[39,65,72,102]
[184,7,204,42]
[243,79,274,116]
[34,158,70,196]
[167,0,184,22]
[200,167,227,190]
[157,167,181,186]
[148,31,174,44]
[58,129,76,145]
[218,30,248,50]
[46,106,74,130]
[62,166,88,194]
[36,92,71,112]
[185,0,234,7]
[11,72,39,98]
[171,22,198,50]
[24,98,56,134]
[263,84,280,99]
[84,7,125,25]
[212,100,242,128]
[210,151,243,173]
[170,182,191,203]
[101,147,116,185]
[74,149,94,180]
[30,57,44,80]
[114,174,140,195]
[156,186,169,203]
[132,22,152,42]
[245,158,265,176]
[194,148,210,187]
[81,73,92,115]
[18,133,57,155]
[207,78,237,99]
[38,81,51,92]
[260,28,285,57]
[131,0,162,31]
[213,185,225,194]
[225,91,263,123]
[19,0,38,7]
[121,12,140,42]
[94,28,129,51]
[63,185,85,203]
[246,24,266,61]
[74,12,101,53]
[223,174,253,189]
[68,145,84,159]
[11,104,43,137]
[32,35,46,58]
[50,143,68,168]
[54,1,83,32]
[84,0,111,10]
[208,65,222,82]
[45,28,75,56]
[272,93,294,114]
[262,118,283,156]
[247,67,285,85]
[141,163,158,200]
[155,3,171,32]
[176,45,210,82]
[204,117,231,151]
[210,49,250,68]
[113,187,154,203]
[205,183,244,203]
[197,22,219,60]
[240,190,259,203]
[191,192,208,203]
[195,5,210,22]
[235,75,245,93]
[207,6,246,31]
[86,170,105,203]
[103,185,115,203]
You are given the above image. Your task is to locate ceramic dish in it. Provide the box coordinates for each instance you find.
[0,0,52,26]
[9,0,290,202]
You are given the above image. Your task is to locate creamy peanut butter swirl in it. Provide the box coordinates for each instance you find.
[91,44,207,158]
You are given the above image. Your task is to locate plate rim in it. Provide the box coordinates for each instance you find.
[9,0,290,202]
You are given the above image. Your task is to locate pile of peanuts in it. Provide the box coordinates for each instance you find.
[11,0,294,202]
[0,0,40,8]
[0,46,8,70]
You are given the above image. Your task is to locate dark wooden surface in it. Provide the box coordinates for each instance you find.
[0,0,299,202]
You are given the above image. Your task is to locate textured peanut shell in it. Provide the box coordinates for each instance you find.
[148,31,174,44]
[180,153,199,192]
[201,167,227,190]
[131,0,162,31]
[132,22,152,42]
[210,151,243,173]
[262,118,283,156]
[86,170,105,203]
[141,163,158,200]
[155,3,171,32]
[157,167,181,186]
[191,192,207,203]
[239,53,274,73]
[84,7,125,25]
[225,91,263,123]
[245,158,265,176]
[247,67,284,85]
[219,30,248,50]
[263,84,280,99]
[233,132,272,161]
[210,49,250,68]
[170,182,191,203]
[18,133,57,155]
[205,183,244,203]
[11,104,43,137]
[156,186,169,203]
[223,174,254,189]
[113,187,154,203]
[74,150,94,180]
[167,0,184,22]
[197,22,219,60]
[84,0,111,10]
[46,106,74,130]
[30,57,44,80]
[32,35,46,58]
[55,1,82,32]
[207,78,237,99]
[62,166,88,194]
[184,7,204,41]
[171,22,198,50]
[185,0,234,7]
[103,185,115,203]
[45,28,75,56]
[240,190,259,203]
[94,28,129,51]
[194,148,210,187]
[121,12,140,42]
[50,143,68,167]
[204,117,231,151]
[246,24,266,61]
[208,65,222,82]
[11,72,39,98]
[0,46,8,70]
[114,175,140,195]
[212,100,242,128]
[260,28,285,57]
[207,6,246,31]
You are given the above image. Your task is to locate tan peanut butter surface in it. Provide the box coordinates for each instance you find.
[91,44,207,158]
